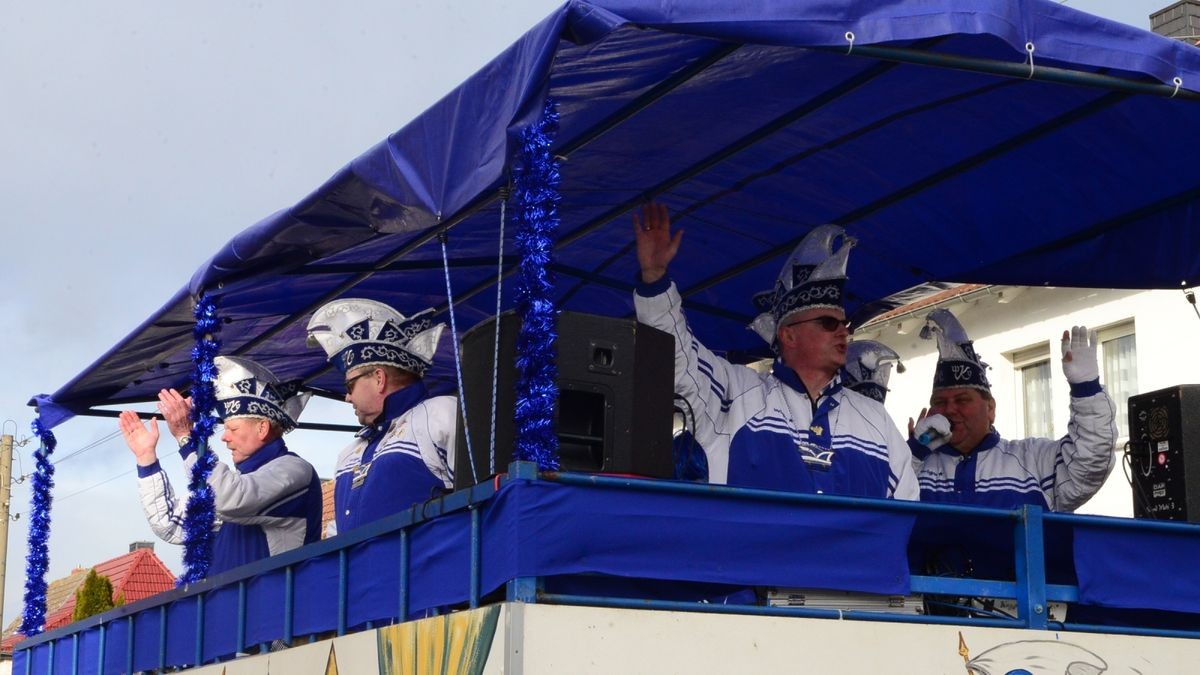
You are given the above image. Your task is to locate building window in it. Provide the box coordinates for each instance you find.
[1099,322,1138,439]
[1012,343,1053,438]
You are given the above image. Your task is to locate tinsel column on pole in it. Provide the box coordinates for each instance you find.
[179,293,221,585]
[511,98,562,470]
[19,419,57,636]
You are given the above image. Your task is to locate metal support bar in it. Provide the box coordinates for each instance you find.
[236,581,247,654]
[97,623,106,674]
[194,593,206,666]
[283,566,295,646]
[505,577,538,602]
[538,593,1020,628]
[46,641,53,675]
[470,507,482,608]
[675,91,1126,302]
[338,549,349,636]
[1014,505,1048,629]
[66,407,358,433]
[543,470,1014,519]
[479,55,910,310]
[827,43,1200,101]
[125,616,134,675]
[158,605,167,670]
[70,633,78,675]
[399,528,410,622]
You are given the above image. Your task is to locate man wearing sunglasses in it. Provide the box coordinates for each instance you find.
[307,298,457,535]
[633,203,917,500]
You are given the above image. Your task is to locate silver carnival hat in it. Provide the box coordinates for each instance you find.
[305,298,444,377]
[921,308,990,393]
[842,340,905,403]
[750,224,856,347]
[214,356,310,432]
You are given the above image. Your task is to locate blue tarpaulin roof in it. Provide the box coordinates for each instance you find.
[36,0,1200,427]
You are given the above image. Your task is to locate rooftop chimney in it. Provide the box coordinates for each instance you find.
[129,541,154,553]
[1151,1,1200,40]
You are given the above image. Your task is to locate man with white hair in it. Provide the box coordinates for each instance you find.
[632,203,916,499]
[119,356,322,575]
[306,298,457,534]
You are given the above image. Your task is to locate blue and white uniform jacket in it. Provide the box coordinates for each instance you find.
[916,380,1116,511]
[331,383,456,536]
[634,278,918,499]
[137,438,322,575]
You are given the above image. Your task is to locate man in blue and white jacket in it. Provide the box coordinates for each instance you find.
[632,203,917,499]
[910,309,1116,510]
[120,356,322,576]
[307,298,456,535]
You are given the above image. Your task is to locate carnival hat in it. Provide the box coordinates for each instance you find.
[920,308,990,392]
[305,298,444,377]
[214,356,310,432]
[750,224,855,346]
[842,340,905,403]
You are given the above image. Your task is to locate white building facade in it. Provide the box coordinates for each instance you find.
[862,286,1200,518]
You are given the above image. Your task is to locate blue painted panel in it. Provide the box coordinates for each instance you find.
[203,586,239,662]
[164,598,198,667]
[244,570,285,647]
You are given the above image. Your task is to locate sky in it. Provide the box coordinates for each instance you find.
[0,0,1177,629]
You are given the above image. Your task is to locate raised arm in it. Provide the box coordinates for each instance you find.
[123,410,189,544]
[633,202,683,284]
[1052,326,1117,511]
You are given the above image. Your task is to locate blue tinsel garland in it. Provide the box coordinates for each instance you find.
[19,418,57,636]
[511,99,562,470]
[179,294,221,585]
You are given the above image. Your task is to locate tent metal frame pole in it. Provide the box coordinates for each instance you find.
[829,43,1200,102]
[454,52,911,312]
[673,90,1127,302]
[67,407,358,433]
[230,41,744,361]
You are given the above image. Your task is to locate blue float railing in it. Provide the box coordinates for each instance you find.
[12,461,1200,673]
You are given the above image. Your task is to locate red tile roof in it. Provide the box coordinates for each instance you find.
[2,547,175,654]
[860,283,987,328]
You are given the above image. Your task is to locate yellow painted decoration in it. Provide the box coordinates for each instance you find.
[326,643,339,675]
[810,425,823,436]
[377,606,500,675]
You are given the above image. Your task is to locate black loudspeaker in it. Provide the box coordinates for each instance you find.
[453,311,676,489]
[1128,385,1200,521]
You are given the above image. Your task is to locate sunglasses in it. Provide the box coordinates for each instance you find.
[343,369,375,393]
[783,316,852,333]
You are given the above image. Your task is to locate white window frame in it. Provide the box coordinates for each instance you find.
[1096,320,1137,443]
[1011,342,1053,439]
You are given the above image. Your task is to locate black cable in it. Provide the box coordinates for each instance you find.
[1123,440,1156,517]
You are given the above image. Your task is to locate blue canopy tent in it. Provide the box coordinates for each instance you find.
[15,1,1200,663]
[31,0,1200,422]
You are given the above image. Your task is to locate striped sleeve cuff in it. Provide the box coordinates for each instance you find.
[137,461,162,478]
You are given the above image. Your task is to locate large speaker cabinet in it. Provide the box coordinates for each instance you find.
[1128,385,1200,522]
[453,311,676,489]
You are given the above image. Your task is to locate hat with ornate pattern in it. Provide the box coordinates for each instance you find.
[214,356,310,432]
[921,308,990,393]
[750,225,855,348]
[842,340,904,403]
[305,298,444,377]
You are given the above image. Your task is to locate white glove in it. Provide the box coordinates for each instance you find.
[913,414,951,451]
[1061,325,1099,384]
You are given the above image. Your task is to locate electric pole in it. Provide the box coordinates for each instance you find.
[0,433,14,631]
